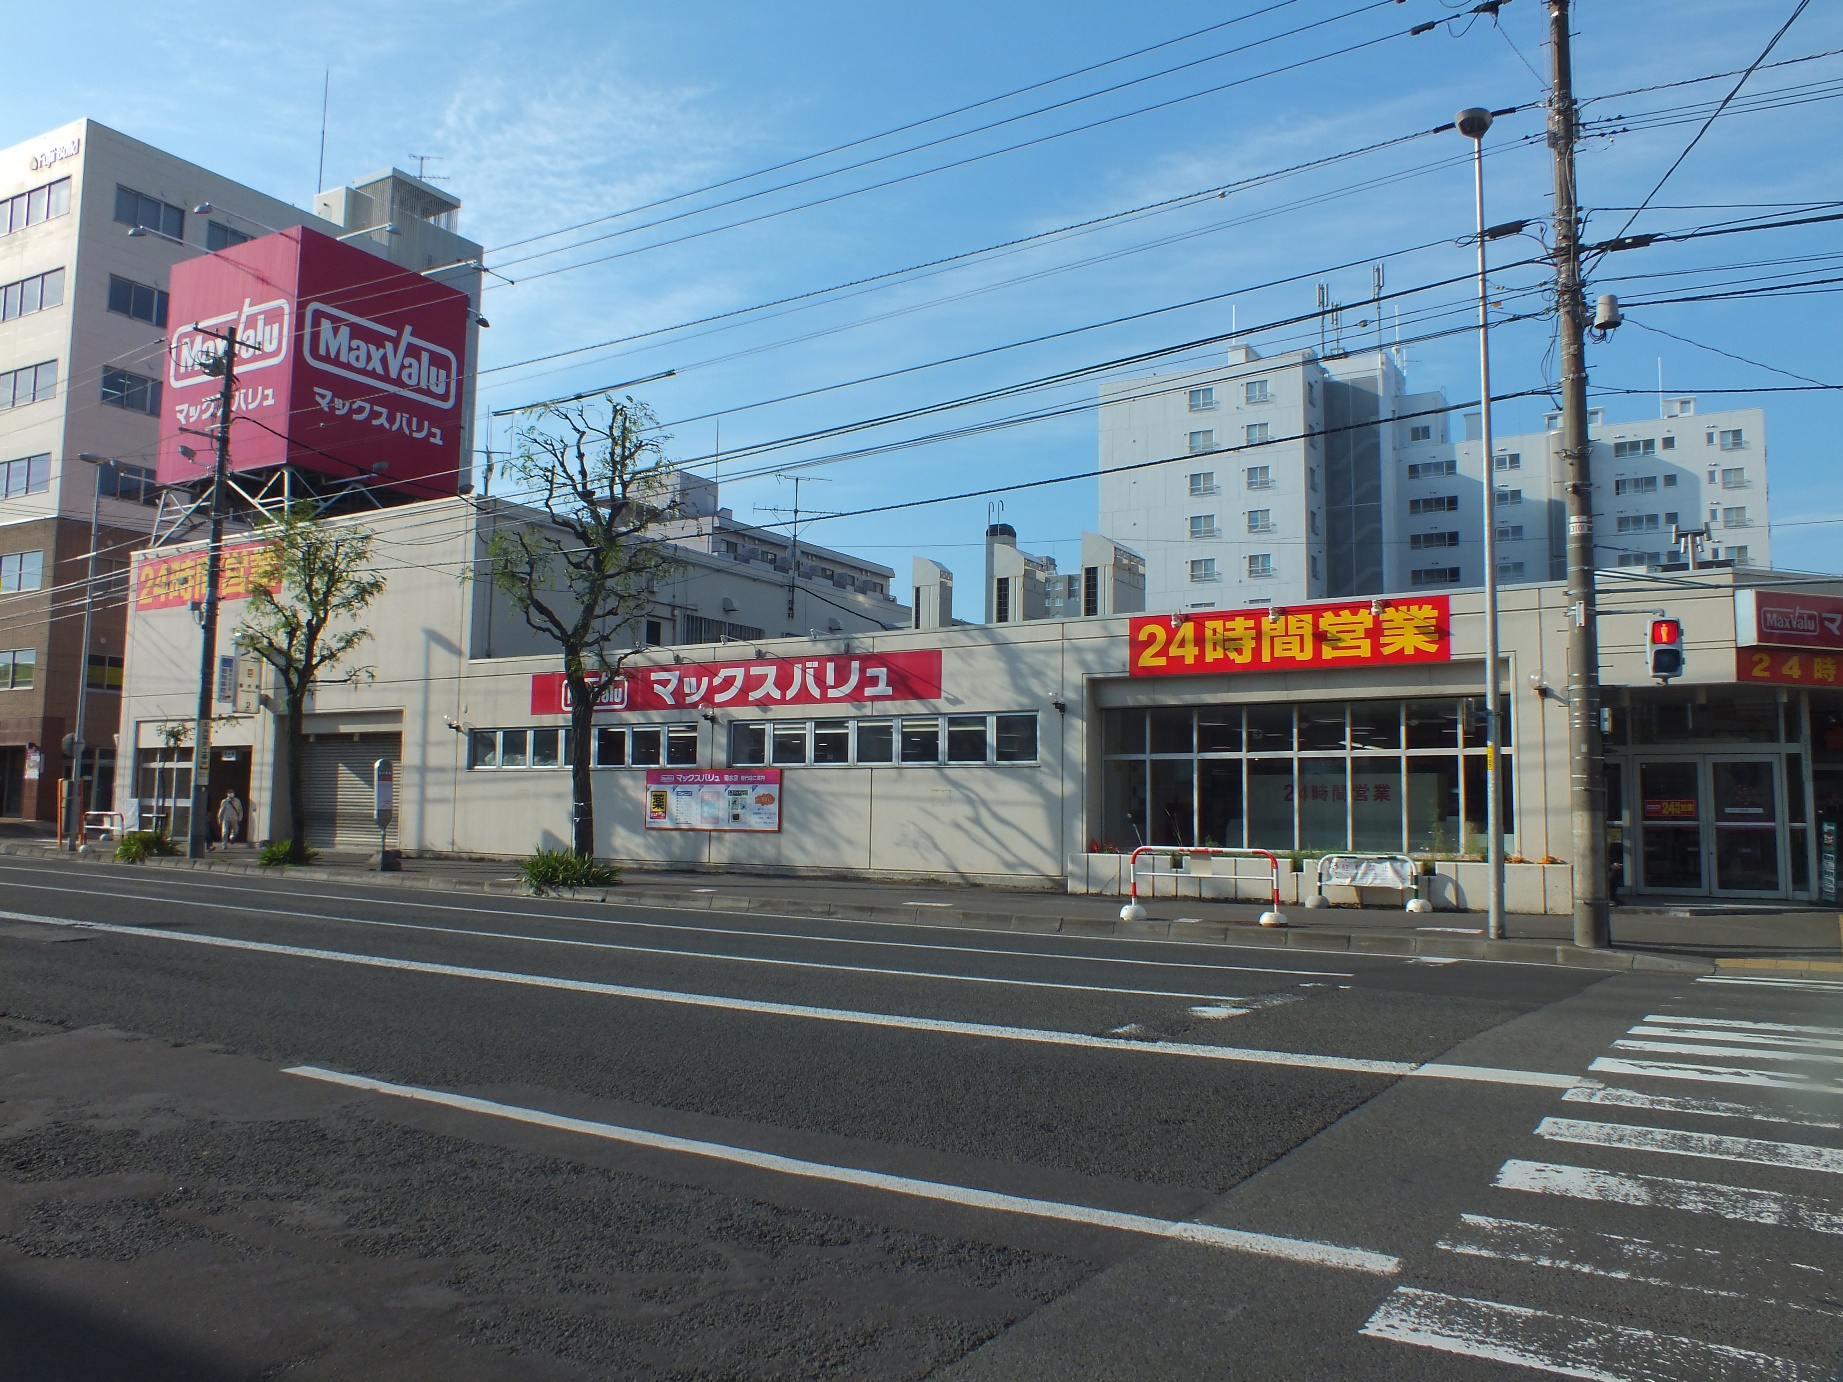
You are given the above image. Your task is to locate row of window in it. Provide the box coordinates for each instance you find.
[100,463,160,505]
[1411,566,1460,586]
[0,177,70,239]
[1189,555,1275,581]
[1188,422,1274,454]
[1,550,45,592]
[87,654,124,691]
[0,360,57,410]
[1407,459,1455,480]
[1410,531,1458,550]
[1187,381,1270,412]
[732,712,1039,767]
[115,184,185,240]
[469,724,701,770]
[1188,510,1290,538]
[207,222,252,252]
[101,367,161,416]
[108,274,169,327]
[1,454,48,500]
[1188,466,1277,495]
[0,647,34,690]
[0,267,63,323]
[1103,701,1509,757]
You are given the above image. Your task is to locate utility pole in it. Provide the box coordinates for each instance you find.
[758,475,833,627]
[186,329,239,860]
[1548,0,1610,948]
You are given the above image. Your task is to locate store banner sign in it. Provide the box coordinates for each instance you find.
[1319,855,1416,888]
[645,768,781,832]
[134,540,274,611]
[1736,647,1843,687]
[1736,589,1843,650]
[531,650,942,716]
[1129,597,1450,677]
[1643,797,1699,821]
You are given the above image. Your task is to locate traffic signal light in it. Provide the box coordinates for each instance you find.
[1647,617,1684,681]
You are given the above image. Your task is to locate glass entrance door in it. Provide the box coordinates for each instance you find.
[1711,758,1780,894]
[1639,760,1703,893]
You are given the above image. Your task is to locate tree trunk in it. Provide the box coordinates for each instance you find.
[565,664,596,859]
[285,694,308,859]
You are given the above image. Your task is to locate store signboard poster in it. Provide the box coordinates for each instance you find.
[645,769,781,832]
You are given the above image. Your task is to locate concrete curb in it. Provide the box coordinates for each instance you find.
[0,841,1719,974]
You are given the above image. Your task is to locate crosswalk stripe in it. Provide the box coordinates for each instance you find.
[1438,1214,1739,1296]
[1629,1026,1843,1055]
[1613,1038,1843,1067]
[1588,1057,1843,1095]
[1536,1117,1843,1176]
[1359,1286,1821,1381]
[1644,1015,1843,1039]
[1699,976,1843,994]
[1563,1083,1842,1132]
[1494,1159,1843,1235]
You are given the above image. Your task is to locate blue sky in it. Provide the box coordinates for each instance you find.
[15,0,1843,578]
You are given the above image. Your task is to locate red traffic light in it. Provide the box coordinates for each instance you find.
[1648,618,1681,646]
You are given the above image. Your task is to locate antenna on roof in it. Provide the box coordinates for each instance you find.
[315,69,330,197]
[408,154,449,182]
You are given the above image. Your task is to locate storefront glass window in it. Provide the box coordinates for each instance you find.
[1407,756,1460,852]
[813,720,850,764]
[631,728,662,766]
[1198,707,1241,752]
[1150,759,1194,845]
[531,728,560,767]
[1351,758,1404,851]
[1297,705,1346,753]
[1103,758,1147,848]
[599,727,630,766]
[666,726,699,766]
[1104,709,1146,757]
[501,729,528,768]
[900,718,939,764]
[1149,709,1193,755]
[1463,753,1515,854]
[1247,758,1293,849]
[1246,704,1292,752]
[1198,759,1242,847]
[995,714,1038,762]
[469,730,497,767]
[856,721,894,763]
[1297,757,1346,849]
[946,715,989,763]
[1349,703,1400,750]
[772,723,808,765]
[1406,700,1458,749]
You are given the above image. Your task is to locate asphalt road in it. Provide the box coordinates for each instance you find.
[0,856,1837,1380]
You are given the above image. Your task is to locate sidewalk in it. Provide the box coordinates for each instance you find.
[5,840,1840,976]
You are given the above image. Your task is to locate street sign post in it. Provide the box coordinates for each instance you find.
[372,758,398,871]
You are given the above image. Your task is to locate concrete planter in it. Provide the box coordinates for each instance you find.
[1423,861,1573,915]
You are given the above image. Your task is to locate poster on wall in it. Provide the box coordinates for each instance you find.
[645,768,781,832]
[1129,597,1451,677]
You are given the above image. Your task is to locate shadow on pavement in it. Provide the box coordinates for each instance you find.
[0,1270,241,1382]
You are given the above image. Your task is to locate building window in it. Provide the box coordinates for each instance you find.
[1663,472,1678,485]
[771,722,808,765]
[945,715,988,763]
[0,550,45,592]
[1246,554,1273,579]
[1409,495,1458,515]
[100,367,160,415]
[107,274,169,327]
[1188,429,1215,454]
[1718,428,1745,450]
[97,463,159,505]
[1495,488,1522,506]
[0,360,58,410]
[1493,452,1521,470]
[1661,435,1677,450]
[734,712,1035,768]
[1616,514,1661,533]
[1411,566,1461,586]
[1409,424,1432,442]
[1613,476,1658,496]
[643,618,664,646]
[1407,459,1456,480]
[0,177,71,238]
[1,453,50,500]
[1612,439,1656,459]
[206,221,252,252]
[85,654,125,692]
[681,613,767,644]
[1309,553,1320,581]
[1496,524,1524,542]
[1245,465,1272,489]
[1191,557,1220,582]
[1244,509,1271,534]
[1723,506,1749,527]
[0,267,64,323]
[1245,422,1271,446]
[1244,379,1270,405]
[900,717,940,763]
[1497,561,1525,580]
[1190,514,1218,539]
[0,647,35,689]
[994,575,1011,622]
[1308,510,1320,536]
[1721,467,1748,489]
[1188,386,1216,411]
[1664,511,1679,528]
[1082,567,1100,617]
[1664,397,1694,417]
[114,185,185,240]
[1730,545,1750,565]
[1188,470,1216,495]
[1410,532,1459,550]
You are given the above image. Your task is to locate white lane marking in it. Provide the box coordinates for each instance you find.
[1410,957,1461,966]
[1535,1117,1843,1176]
[0,910,1573,1087]
[1613,1038,1843,1067]
[1646,1015,1843,1039]
[0,871,1353,980]
[1699,976,1843,994]
[1494,1159,1843,1235]
[1439,1214,1736,1297]
[1416,926,1484,934]
[1629,1025,1843,1055]
[1563,1084,1842,1132]
[1360,1286,1821,1381]
[1588,1057,1843,1096]
[285,1064,1400,1275]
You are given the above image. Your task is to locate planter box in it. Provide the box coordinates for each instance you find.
[1426,860,1573,915]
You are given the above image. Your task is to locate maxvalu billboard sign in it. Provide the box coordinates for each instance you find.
[158,225,468,499]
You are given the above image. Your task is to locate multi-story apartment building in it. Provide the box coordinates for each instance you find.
[0,118,483,824]
[1097,343,1769,613]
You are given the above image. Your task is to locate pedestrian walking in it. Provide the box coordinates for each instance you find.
[216,789,245,848]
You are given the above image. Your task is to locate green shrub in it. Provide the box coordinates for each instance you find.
[115,831,179,864]
[519,848,619,894]
[258,839,320,867]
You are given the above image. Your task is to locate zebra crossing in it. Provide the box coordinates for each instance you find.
[1361,973,1843,1380]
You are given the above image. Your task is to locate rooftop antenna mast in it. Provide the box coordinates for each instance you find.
[1373,264,1385,355]
[758,475,837,624]
[408,154,448,182]
[315,69,330,196]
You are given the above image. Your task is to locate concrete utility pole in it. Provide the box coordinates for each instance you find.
[1547,0,1610,948]
[186,330,239,860]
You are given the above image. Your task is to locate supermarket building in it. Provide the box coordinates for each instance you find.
[115,497,1843,909]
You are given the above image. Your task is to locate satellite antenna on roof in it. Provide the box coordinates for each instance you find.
[408,154,449,182]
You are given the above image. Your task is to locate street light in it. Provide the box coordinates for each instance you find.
[191,202,279,235]
[1457,106,1506,942]
[125,224,185,245]
[336,223,400,242]
[66,453,116,850]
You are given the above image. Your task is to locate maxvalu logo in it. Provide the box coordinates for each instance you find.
[170,298,292,388]
[1761,606,1822,636]
[304,302,457,410]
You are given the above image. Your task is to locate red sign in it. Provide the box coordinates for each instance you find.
[530,650,944,716]
[133,540,275,611]
[1740,590,1843,650]
[1737,647,1843,687]
[158,226,468,499]
[1643,797,1699,821]
[1130,597,1451,676]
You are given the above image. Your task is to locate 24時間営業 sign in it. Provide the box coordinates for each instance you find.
[1129,597,1451,676]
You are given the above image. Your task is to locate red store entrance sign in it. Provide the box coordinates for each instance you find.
[531,649,943,716]
[1129,596,1451,677]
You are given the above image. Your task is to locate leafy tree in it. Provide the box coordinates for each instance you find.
[488,396,685,859]
[234,507,386,861]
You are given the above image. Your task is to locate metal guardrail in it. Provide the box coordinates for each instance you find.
[80,811,126,844]
[1119,846,1287,927]
[1307,852,1430,913]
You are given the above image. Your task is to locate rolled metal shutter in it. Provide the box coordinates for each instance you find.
[301,733,401,849]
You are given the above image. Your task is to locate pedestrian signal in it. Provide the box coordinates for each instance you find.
[1647,617,1684,681]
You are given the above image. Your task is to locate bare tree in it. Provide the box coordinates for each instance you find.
[234,506,386,861]
[488,396,685,859]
